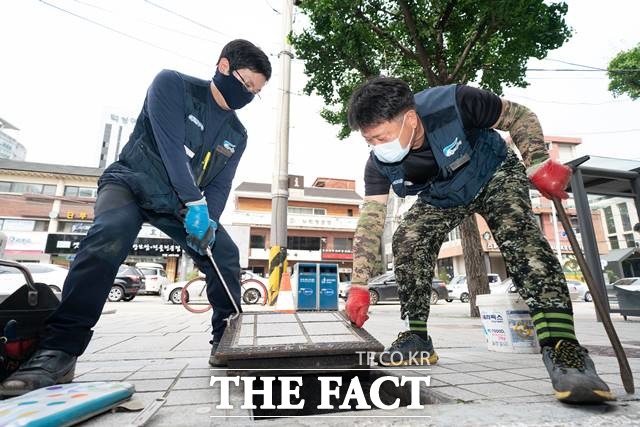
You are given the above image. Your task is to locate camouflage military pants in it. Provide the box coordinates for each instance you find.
[392,149,572,323]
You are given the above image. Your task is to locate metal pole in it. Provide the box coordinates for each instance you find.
[268,0,294,305]
[571,168,608,317]
[550,200,562,259]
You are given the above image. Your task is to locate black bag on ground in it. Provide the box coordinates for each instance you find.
[0,260,59,381]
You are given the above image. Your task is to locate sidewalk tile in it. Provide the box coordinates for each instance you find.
[435,386,484,402]
[129,378,174,392]
[469,370,531,382]
[459,382,539,398]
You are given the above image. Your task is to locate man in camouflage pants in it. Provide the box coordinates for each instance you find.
[344,77,614,404]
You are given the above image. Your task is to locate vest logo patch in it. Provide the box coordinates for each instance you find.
[392,179,404,185]
[188,114,204,131]
[223,140,236,154]
[443,137,462,157]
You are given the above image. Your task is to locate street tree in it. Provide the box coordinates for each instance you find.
[608,43,640,100]
[291,0,571,316]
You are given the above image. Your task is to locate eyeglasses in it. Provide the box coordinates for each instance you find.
[234,70,262,98]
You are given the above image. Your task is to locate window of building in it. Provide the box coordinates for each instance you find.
[609,236,620,250]
[64,186,97,198]
[534,214,544,232]
[618,203,632,232]
[333,237,353,251]
[603,206,616,234]
[287,236,321,251]
[624,233,635,248]
[444,226,461,242]
[0,181,56,195]
[0,219,49,231]
[347,209,353,217]
[287,207,326,216]
[250,235,266,249]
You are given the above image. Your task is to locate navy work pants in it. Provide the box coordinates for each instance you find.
[40,184,241,356]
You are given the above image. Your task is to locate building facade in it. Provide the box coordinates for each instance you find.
[98,113,136,168]
[0,159,183,280]
[232,177,361,281]
[0,117,26,161]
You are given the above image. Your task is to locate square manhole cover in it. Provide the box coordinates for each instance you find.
[216,311,384,370]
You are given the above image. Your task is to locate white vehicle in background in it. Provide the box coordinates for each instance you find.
[447,274,502,302]
[160,270,268,306]
[497,277,580,301]
[0,262,68,294]
[136,262,169,295]
[566,279,592,302]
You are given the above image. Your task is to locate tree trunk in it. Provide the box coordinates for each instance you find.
[459,215,490,317]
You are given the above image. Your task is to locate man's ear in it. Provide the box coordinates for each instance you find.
[217,57,231,76]
[409,109,419,130]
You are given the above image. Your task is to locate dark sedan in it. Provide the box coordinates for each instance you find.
[108,265,144,302]
[363,272,448,305]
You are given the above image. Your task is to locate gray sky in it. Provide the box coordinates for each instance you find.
[1,0,639,220]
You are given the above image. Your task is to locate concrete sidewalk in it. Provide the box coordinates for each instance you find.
[72,297,640,426]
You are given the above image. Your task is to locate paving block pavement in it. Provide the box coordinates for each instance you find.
[60,297,640,426]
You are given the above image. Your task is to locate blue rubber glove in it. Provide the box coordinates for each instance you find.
[184,198,217,255]
[186,220,217,255]
[184,199,210,239]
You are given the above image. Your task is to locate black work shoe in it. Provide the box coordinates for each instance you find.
[542,340,615,404]
[377,331,439,366]
[209,341,226,367]
[0,349,76,397]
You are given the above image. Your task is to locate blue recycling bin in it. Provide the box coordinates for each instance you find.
[293,263,339,311]
[296,263,318,310]
[319,264,339,310]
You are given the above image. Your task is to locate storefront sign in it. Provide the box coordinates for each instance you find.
[46,234,182,256]
[321,250,353,260]
[4,231,48,254]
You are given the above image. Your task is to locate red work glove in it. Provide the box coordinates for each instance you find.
[346,286,370,328]
[527,159,572,200]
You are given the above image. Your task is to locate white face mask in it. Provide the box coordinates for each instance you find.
[372,114,414,163]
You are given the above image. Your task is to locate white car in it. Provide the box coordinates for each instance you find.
[447,274,502,302]
[136,262,170,295]
[497,278,580,301]
[339,281,351,299]
[0,262,68,295]
[160,271,268,305]
[566,279,596,302]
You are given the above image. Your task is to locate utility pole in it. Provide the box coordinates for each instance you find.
[267,0,295,305]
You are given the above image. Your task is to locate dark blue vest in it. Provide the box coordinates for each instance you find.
[102,77,247,214]
[372,84,507,208]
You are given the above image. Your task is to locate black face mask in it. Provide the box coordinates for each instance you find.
[212,69,254,110]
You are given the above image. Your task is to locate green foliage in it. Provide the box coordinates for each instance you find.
[608,43,640,100]
[291,0,571,137]
[604,268,619,284]
[186,269,202,281]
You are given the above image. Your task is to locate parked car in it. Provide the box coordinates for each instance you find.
[495,277,580,301]
[136,262,169,295]
[161,280,189,305]
[360,272,447,305]
[109,265,144,302]
[339,280,351,299]
[0,262,68,294]
[447,274,502,303]
[160,271,268,305]
[240,271,268,305]
[566,279,592,302]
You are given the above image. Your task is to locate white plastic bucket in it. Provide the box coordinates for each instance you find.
[476,293,539,353]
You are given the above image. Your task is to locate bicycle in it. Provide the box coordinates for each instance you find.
[180,272,268,313]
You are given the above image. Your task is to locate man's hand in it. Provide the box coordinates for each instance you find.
[346,285,370,328]
[184,198,217,255]
[186,220,217,255]
[527,159,572,200]
[184,198,210,238]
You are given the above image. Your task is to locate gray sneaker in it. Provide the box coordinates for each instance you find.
[542,340,615,404]
[377,331,438,366]
[209,341,226,367]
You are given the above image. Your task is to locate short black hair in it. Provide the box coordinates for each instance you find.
[218,39,272,80]
[347,77,415,130]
